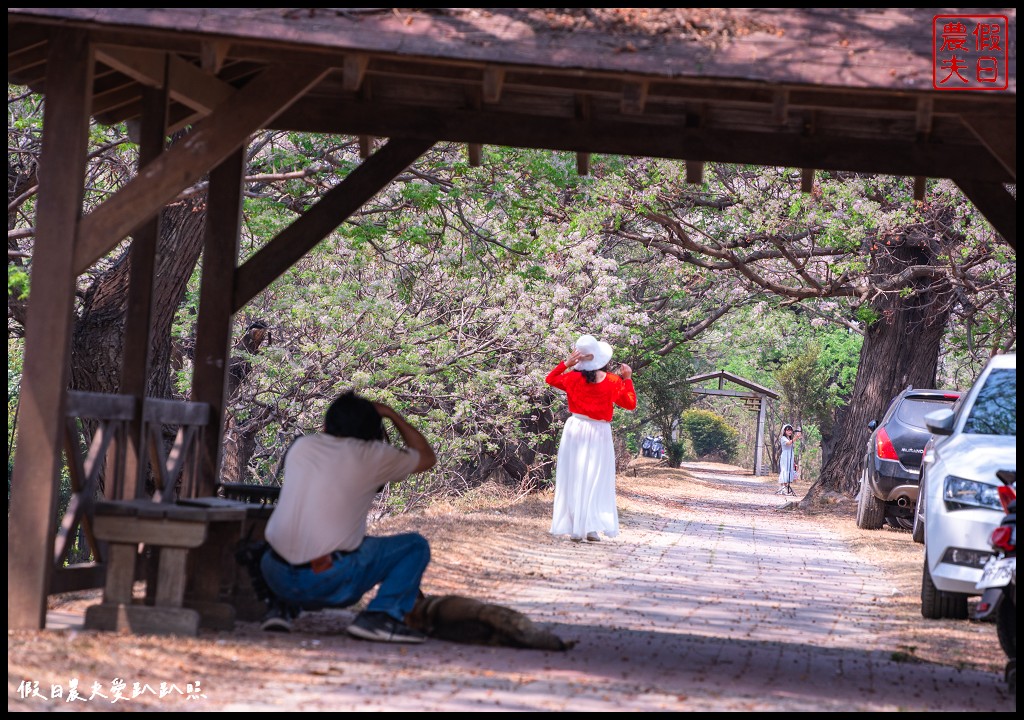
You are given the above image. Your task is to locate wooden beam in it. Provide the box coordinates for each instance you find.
[200,40,230,74]
[773,88,789,125]
[801,168,815,193]
[482,67,504,104]
[467,143,482,167]
[8,27,93,631]
[621,81,648,115]
[961,114,1016,180]
[953,179,1016,251]
[575,93,591,122]
[359,135,374,159]
[74,63,330,274]
[94,46,236,116]
[691,388,761,399]
[233,137,435,311]
[120,82,169,501]
[576,152,590,176]
[685,160,704,184]
[343,53,369,92]
[915,97,933,137]
[279,101,1015,183]
[93,46,163,88]
[191,147,245,497]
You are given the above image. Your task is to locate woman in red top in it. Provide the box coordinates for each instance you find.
[546,334,637,542]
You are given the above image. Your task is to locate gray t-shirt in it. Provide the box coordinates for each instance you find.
[265,433,420,564]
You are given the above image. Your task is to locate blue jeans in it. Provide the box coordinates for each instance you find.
[260,533,430,622]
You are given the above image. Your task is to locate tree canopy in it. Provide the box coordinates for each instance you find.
[8,85,1016,512]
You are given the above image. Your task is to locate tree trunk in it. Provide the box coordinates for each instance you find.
[71,198,206,399]
[70,197,207,497]
[809,234,952,498]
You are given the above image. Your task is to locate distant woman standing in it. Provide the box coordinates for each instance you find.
[545,334,637,542]
[777,424,800,495]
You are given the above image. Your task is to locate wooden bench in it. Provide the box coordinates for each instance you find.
[84,497,248,636]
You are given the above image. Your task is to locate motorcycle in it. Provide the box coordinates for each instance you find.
[650,437,665,460]
[973,468,1016,693]
[641,436,654,458]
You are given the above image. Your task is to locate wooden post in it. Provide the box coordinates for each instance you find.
[8,28,94,630]
[192,148,245,497]
[576,152,590,176]
[121,82,169,500]
[755,395,768,476]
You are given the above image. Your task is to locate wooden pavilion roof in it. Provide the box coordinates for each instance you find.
[687,371,780,400]
[7,8,1017,244]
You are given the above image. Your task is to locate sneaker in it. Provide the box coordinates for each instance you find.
[586,532,601,542]
[260,606,293,633]
[347,611,426,644]
[570,535,583,543]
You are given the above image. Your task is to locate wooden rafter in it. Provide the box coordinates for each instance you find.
[73,63,331,274]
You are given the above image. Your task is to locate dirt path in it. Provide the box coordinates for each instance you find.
[8,459,1016,711]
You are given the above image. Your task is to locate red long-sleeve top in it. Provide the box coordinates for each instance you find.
[545,362,637,421]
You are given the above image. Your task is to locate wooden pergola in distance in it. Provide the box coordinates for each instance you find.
[686,371,781,476]
[7,8,1016,630]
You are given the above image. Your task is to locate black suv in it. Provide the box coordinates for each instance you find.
[856,386,960,531]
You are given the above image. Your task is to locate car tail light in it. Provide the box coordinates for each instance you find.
[989,525,1015,553]
[943,393,961,400]
[997,485,1016,513]
[875,428,899,460]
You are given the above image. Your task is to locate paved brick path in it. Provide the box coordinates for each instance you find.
[15,462,1015,711]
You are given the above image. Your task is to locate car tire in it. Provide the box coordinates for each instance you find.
[920,556,969,619]
[996,592,1016,660]
[856,466,885,530]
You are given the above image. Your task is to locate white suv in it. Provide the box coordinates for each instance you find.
[916,353,1016,619]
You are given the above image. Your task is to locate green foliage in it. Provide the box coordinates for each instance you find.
[680,409,739,461]
[855,305,880,326]
[634,351,696,440]
[774,343,843,435]
[8,265,29,300]
[6,93,1014,515]
[665,439,686,468]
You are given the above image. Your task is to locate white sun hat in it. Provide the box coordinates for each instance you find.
[574,334,613,371]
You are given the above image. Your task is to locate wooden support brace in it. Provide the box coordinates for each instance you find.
[915,97,933,138]
[344,53,370,92]
[576,152,590,176]
[685,160,704,185]
[621,81,648,115]
[482,67,504,104]
[773,89,789,125]
[801,168,815,194]
[359,135,374,159]
[200,41,230,74]
[575,93,591,121]
[913,176,927,202]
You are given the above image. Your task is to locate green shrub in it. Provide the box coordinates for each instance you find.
[680,409,738,462]
[665,440,686,467]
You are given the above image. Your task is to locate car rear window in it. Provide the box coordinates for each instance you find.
[895,397,956,428]
[963,368,1016,436]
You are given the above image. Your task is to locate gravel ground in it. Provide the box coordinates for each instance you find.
[8,458,1016,712]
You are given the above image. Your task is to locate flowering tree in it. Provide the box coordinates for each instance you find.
[9,84,1015,509]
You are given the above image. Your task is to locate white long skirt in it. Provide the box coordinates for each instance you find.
[550,414,619,539]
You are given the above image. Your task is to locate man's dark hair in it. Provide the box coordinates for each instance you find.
[324,390,385,440]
